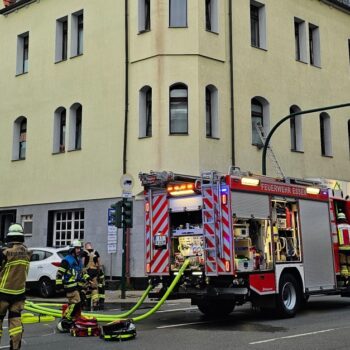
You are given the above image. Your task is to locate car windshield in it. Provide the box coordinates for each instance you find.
[57,250,70,259]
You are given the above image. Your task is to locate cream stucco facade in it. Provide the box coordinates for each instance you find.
[0,0,349,279]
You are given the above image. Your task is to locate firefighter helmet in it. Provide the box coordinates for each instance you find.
[337,212,347,220]
[7,224,24,237]
[71,239,82,248]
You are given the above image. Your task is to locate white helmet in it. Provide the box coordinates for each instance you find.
[7,224,24,237]
[71,239,82,248]
[338,212,346,220]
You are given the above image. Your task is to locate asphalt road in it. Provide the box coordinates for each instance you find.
[2,295,350,350]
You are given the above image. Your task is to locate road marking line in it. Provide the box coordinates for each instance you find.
[0,346,10,349]
[158,307,197,313]
[250,328,336,345]
[157,321,210,329]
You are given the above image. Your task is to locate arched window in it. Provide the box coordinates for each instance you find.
[53,107,66,153]
[139,86,152,138]
[319,112,332,156]
[289,105,303,152]
[13,116,27,160]
[205,85,219,138]
[251,97,269,147]
[69,103,82,151]
[169,83,188,134]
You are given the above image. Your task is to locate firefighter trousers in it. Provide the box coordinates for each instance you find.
[0,300,24,350]
[64,290,81,321]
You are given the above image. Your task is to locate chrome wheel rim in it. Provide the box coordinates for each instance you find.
[282,282,297,311]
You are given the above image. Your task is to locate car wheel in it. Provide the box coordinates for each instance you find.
[38,277,54,298]
[276,273,301,318]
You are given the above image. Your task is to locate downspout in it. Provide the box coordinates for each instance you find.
[229,0,235,166]
[123,0,129,174]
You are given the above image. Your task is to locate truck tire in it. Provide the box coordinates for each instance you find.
[197,300,235,317]
[276,273,300,318]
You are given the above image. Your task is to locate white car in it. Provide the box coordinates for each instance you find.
[27,247,70,297]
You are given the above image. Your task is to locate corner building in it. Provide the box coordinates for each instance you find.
[0,0,349,280]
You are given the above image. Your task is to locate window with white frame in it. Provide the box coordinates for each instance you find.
[289,105,303,152]
[309,23,321,67]
[205,85,219,138]
[169,0,187,27]
[54,209,84,247]
[251,97,269,147]
[12,116,27,160]
[250,1,266,49]
[55,16,68,62]
[53,107,66,153]
[21,215,33,236]
[294,18,307,62]
[320,112,332,156]
[71,10,84,57]
[68,103,82,151]
[138,0,151,32]
[139,86,152,138]
[16,32,29,75]
[205,0,218,33]
[170,83,188,134]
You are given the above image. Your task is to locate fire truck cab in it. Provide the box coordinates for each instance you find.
[139,168,350,318]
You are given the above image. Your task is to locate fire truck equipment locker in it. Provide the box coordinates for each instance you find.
[299,200,336,292]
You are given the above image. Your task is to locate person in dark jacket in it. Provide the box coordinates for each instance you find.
[0,224,31,350]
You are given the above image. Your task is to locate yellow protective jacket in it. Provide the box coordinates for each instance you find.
[0,242,31,300]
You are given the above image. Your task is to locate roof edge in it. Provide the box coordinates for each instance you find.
[320,0,350,14]
[0,0,36,15]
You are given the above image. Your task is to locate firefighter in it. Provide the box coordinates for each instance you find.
[82,242,101,311]
[337,212,350,282]
[97,268,106,310]
[0,224,31,350]
[56,240,90,332]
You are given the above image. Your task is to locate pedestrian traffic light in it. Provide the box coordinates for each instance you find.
[110,201,123,228]
[122,200,133,228]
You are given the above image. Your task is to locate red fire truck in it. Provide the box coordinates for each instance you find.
[139,168,350,318]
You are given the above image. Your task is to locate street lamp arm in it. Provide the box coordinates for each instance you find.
[262,102,350,175]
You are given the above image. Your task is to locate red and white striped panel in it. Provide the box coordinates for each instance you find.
[202,185,218,276]
[218,185,234,274]
[214,187,226,274]
[150,193,170,275]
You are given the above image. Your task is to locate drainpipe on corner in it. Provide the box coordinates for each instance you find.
[229,0,235,166]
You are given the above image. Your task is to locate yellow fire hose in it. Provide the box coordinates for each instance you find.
[24,259,190,323]
[21,312,55,324]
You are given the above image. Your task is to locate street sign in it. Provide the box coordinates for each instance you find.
[107,208,117,253]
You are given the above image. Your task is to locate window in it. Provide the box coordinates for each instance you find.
[21,215,33,236]
[55,16,68,62]
[289,105,303,152]
[294,18,307,62]
[348,39,350,64]
[205,0,218,33]
[53,209,84,247]
[169,0,187,27]
[12,117,27,160]
[170,83,188,134]
[251,97,269,147]
[320,112,332,156]
[250,1,266,49]
[71,10,83,57]
[68,103,82,151]
[309,23,321,67]
[16,32,29,75]
[53,107,66,153]
[139,86,152,138]
[205,85,219,138]
[30,250,51,262]
[139,0,151,32]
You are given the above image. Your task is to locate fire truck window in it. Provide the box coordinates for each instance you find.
[170,210,202,231]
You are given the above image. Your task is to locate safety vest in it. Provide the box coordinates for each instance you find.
[85,249,99,270]
[56,254,87,292]
[338,223,350,247]
[0,243,30,295]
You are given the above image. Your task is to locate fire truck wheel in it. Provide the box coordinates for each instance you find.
[276,273,301,318]
[197,300,235,317]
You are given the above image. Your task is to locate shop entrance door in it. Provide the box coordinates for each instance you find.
[0,210,17,244]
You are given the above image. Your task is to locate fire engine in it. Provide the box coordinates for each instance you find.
[139,167,350,318]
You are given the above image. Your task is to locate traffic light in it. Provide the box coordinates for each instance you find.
[122,200,133,228]
[110,201,123,228]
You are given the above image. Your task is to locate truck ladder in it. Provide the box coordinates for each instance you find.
[255,122,285,178]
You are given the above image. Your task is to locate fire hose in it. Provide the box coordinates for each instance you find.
[24,259,190,323]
